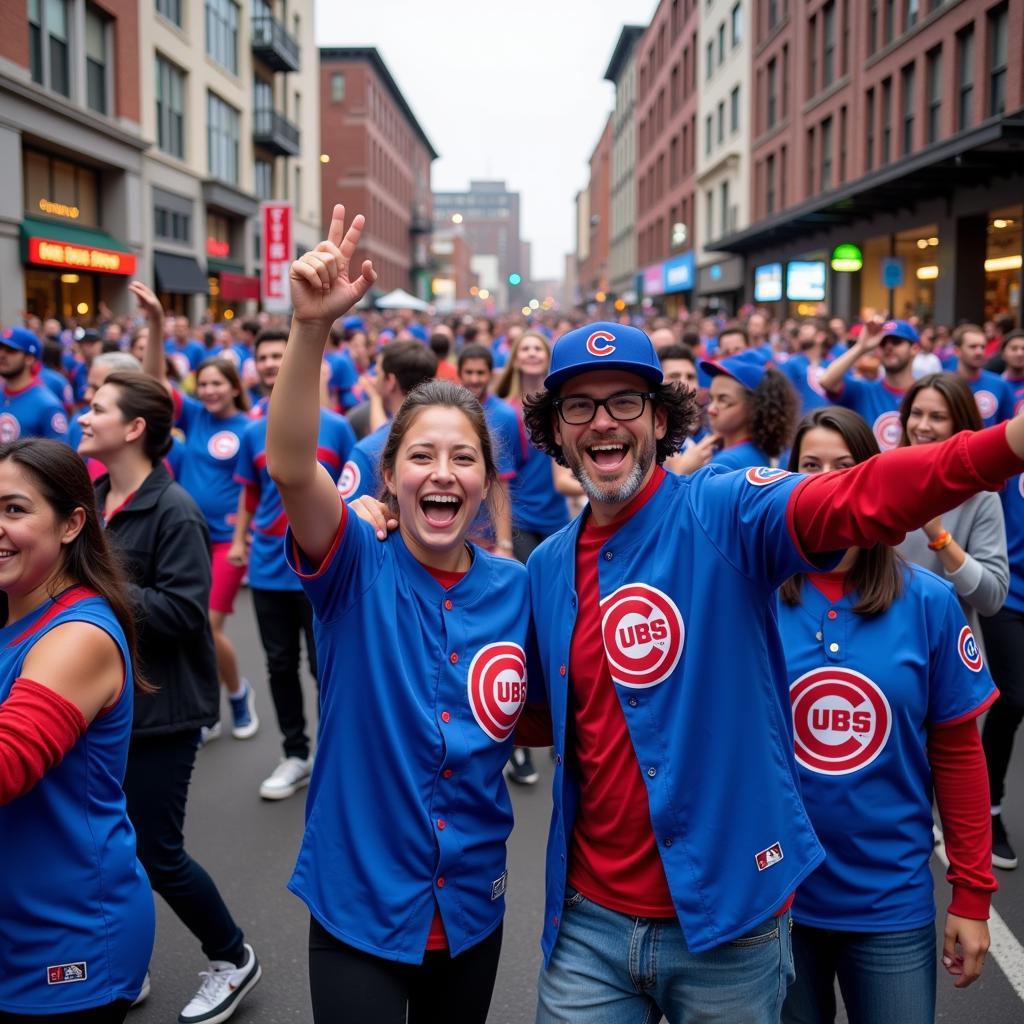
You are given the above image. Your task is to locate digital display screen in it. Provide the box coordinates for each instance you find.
[786,260,826,301]
[753,263,783,302]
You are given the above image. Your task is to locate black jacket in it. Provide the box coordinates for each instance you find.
[96,464,219,736]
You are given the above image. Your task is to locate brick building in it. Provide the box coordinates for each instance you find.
[718,0,1024,326]
[320,47,437,299]
[577,114,613,306]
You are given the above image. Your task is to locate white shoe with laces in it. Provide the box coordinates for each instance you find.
[177,943,261,1024]
[258,756,312,800]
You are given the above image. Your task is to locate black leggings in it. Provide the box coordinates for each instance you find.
[0,1002,130,1023]
[308,916,502,1024]
[981,607,1024,806]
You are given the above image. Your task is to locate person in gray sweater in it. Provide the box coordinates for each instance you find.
[895,375,1009,639]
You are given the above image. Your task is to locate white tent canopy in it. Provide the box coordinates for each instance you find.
[376,288,429,312]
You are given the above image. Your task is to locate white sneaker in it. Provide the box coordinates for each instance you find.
[228,680,259,740]
[178,943,261,1024]
[199,721,222,746]
[259,756,312,800]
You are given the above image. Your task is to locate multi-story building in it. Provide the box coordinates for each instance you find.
[0,0,147,325]
[604,24,645,306]
[139,0,321,320]
[695,0,750,311]
[430,227,477,312]
[719,0,1024,325]
[577,114,613,307]
[320,46,437,300]
[433,181,523,311]
[634,0,701,316]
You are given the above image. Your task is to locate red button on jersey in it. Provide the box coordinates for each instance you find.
[437,877,445,888]
[442,769,453,779]
[827,610,838,620]
[437,819,446,830]
[559,664,567,677]
[441,711,451,723]
[450,652,459,664]
[444,599,453,611]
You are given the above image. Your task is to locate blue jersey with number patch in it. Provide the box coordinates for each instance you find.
[828,377,906,450]
[528,465,839,959]
[0,379,68,443]
[173,392,250,542]
[0,589,154,1013]
[285,505,530,961]
[777,568,996,930]
[235,411,354,589]
[963,369,1015,428]
[338,421,388,502]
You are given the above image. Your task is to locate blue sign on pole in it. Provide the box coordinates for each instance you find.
[881,257,905,289]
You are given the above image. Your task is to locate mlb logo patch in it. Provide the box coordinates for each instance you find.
[491,870,508,901]
[48,962,87,984]
[755,843,784,872]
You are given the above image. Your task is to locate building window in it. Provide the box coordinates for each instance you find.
[868,0,878,55]
[901,62,915,155]
[254,159,272,200]
[85,6,109,115]
[28,0,42,84]
[988,4,1008,117]
[883,0,894,44]
[808,14,817,95]
[23,149,99,226]
[705,40,713,79]
[153,203,191,243]
[205,0,239,76]
[839,104,848,182]
[766,58,778,128]
[730,85,740,133]
[768,0,780,29]
[957,26,974,130]
[30,0,71,97]
[926,46,941,143]
[705,189,714,242]
[720,179,730,234]
[780,143,788,206]
[253,75,272,113]
[207,90,240,185]
[806,127,815,194]
[822,2,835,88]
[155,55,185,159]
[766,153,776,214]
[841,0,850,74]
[904,0,919,31]
[731,3,741,47]
[717,21,725,64]
[716,100,724,143]
[881,77,892,164]
[821,116,833,190]
[704,114,712,155]
[782,43,789,111]
[865,87,876,170]
[156,0,182,27]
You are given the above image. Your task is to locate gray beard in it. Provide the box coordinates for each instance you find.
[568,436,655,506]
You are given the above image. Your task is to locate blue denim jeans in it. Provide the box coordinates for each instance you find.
[536,887,795,1024]
[782,921,936,1024]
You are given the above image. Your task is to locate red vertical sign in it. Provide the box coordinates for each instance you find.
[260,201,293,312]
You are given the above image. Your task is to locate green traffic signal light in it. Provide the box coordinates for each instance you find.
[508,273,522,286]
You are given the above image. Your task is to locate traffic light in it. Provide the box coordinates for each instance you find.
[508,272,522,286]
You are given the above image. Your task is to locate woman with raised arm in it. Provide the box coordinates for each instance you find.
[266,206,532,1023]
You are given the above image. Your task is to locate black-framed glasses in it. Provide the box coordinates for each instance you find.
[553,391,658,425]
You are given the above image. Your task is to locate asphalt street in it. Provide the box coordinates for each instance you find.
[131,589,1024,1024]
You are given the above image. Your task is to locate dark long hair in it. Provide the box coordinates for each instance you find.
[102,371,174,465]
[0,439,148,690]
[780,407,904,615]
[377,380,502,526]
[522,379,698,467]
[899,372,983,444]
[196,357,250,413]
[749,367,800,459]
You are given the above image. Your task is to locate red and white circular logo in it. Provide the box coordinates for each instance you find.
[746,467,791,487]
[0,413,21,442]
[467,642,528,742]
[586,330,616,357]
[790,667,892,775]
[958,625,984,672]
[337,460,361,500]
[208,430,240,460]
[600,584,684,688]
[170,352,191,379]
[807,365,827,398]
[872,411,902,451]
[974,390,997,421]
[51,412,68,435]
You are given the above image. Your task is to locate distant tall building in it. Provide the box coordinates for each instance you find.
[433,181,523,310]
[577,114,613,307]
[320,46,437,299]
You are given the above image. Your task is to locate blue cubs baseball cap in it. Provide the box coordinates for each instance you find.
[544,322,663,391]
[880,319,919,344]
[0,326,42,360]
[699,351,769,392]
[342,315,365,331]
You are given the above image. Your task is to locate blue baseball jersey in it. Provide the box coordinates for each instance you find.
[0,379,69,443]
[528,466,840,959]
[71,361,89,403]
[285,507,530,961]
[173,392,250,542]
[963,369,1015,427]
[165,338,206,376]
[1004,374,1024,419]
[235,411,354,589]
[483,394,519,479]
[999,473,1024,615]
[508,405,568,536]
[778,568,996,931]
[40,366,73,410]
[828,377,906,450]
[338,420,388,502]
[710,439,771,471]
[0,589,154,1013]
[780,354,830,414]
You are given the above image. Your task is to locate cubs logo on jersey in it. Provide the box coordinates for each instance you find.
[745,467,790,487]
[974,390,997,421]
[208,430,240,460]
[958,625,984,672]
[872,411,902,451]
[169,352,191,379]
[807,364,827,398]
[338,460,360,500]
[0,413,20,443]
[790,667,892,775]
[51,412,68,435]
[600,583,684,688]
[585,330,616,357]
[467,641,527,742]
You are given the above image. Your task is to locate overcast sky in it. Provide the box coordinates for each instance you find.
[315,0,658,282]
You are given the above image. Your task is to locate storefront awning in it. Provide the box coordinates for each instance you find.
[153,251,208,294]
[21,218,136,275]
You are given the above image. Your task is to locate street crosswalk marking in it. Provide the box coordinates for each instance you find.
[934,836,1024,1003]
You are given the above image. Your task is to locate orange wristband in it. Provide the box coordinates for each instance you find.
[928,530,954,551]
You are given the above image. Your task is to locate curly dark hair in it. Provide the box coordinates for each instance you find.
[749,367,799,459]
[522,381,699,467]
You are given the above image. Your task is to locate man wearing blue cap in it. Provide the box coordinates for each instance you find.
[518,319,1024,1021]
[0,326,69,443]
[818,317,918,450]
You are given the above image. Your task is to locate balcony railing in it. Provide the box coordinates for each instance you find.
[251,16,300,73]
[252,108,300,156]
